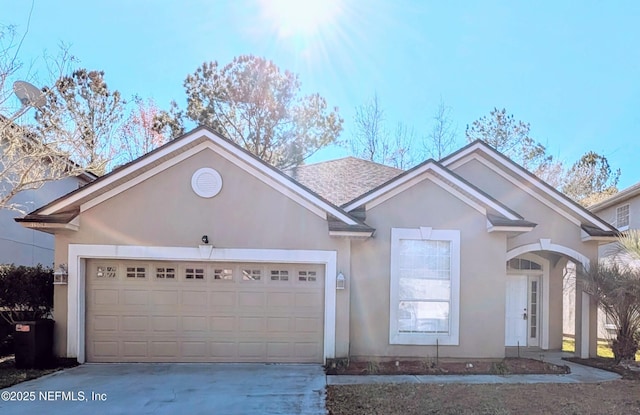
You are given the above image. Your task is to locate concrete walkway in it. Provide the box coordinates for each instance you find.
[327,351,622,385]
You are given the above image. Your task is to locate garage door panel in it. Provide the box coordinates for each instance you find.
[93,289,119,305]
[238,342,265,358]
[152,316,178,331]
[122,341,147,357]
[295,292,322,307]
[122,316,148,332]
[210,291,236,307]
[123,290,148,305]
[295,317,322,333]
[182,290,207,307]
[211,342,236,358]
[238,316,265,332]
[267,342,290,358]
[267,317,291,332]
[182,316,208,331]
[92,341,118,358]
[182,342,207,357]
[151,341,179,357]
[92,315,118,332]
[238,291,265,307]
[152,291,179,305]
[211,316,236,331]
[86,260,324,363]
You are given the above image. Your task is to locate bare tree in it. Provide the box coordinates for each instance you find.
[350,93,390,163]
[425,99,457,160]
[0,23,113,212]
[387,122,415,169]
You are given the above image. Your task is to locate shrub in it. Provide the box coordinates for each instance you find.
[0,264,54,325]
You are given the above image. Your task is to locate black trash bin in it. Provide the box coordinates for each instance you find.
[14,319,54,369]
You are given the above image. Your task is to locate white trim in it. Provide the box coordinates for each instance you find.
[344,163,520,220]
[45,128,358,226]
[389,228,460,345]
[19,222,78,232]
[506,240,591,271]
[487,223,535,233]
[448,154,581,226]
[443,144,614,231]
[506,253,550,350]
[581,291,590,358]
[67,244,337,363]
[328,231,374,238]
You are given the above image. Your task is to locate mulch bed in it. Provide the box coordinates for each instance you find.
[564,356,640,380]
[0,355,79,389]
[326,357,569,376]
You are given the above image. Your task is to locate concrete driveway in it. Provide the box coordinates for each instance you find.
[0,363,326,415]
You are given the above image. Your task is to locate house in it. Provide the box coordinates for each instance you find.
[565,183,640,340]
[0,119,96,266]
[16,127,618,363]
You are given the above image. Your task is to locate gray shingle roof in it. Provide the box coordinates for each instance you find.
[286,157,403,206]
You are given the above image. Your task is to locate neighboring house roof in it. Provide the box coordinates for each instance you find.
[589,182,640,212]
[0,114,98,184]
[286,157,403,206]
[440,140,619,239]
[16,126,373,236]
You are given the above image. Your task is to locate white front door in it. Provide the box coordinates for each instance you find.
[505,275,528,346]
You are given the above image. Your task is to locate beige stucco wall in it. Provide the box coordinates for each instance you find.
[451,157,600,355]
[350,178,508,359]
[53,147,351,358]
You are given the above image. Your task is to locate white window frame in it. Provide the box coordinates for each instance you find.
[616,204,630,231]
[389,227,460,345]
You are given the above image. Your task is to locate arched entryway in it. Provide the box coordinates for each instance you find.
[506,241,594,358]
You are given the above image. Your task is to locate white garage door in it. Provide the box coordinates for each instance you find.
[85,260,324,363]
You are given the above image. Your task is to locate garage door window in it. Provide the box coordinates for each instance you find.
[156,267,176,279]
[96,266,117,279]
[126,267,146,278]
[298,270,317,282]
[270,270,289,281]
[214,268,233,280]
[185,267,205,280]
[242,269,261,281]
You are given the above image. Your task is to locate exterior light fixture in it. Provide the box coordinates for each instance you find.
[201,235,209,244]
[336,272,346,290]
[53,264,68,285]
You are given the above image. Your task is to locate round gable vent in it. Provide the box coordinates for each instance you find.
[191,168,222,198]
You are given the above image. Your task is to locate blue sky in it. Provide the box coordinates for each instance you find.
[3,0,639,188]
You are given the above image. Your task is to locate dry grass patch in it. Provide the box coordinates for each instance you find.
[0,356,78,389]
[327,382,640,415]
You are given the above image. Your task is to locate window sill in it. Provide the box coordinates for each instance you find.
[390,333,459,346]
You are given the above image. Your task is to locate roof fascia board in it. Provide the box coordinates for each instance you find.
[447,154,582,227]
[81,141,326,220]
[589,186,640,212]
[344,162,519,219]
[443,143,614,231]
[203,132,358,225]
[41,131,205,215]
[43,128,358,226]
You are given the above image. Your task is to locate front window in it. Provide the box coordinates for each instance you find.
[390,228,460,345]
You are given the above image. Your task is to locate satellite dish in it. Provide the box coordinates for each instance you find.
[13,81,46,108]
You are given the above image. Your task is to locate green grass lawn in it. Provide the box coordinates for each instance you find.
[563,337,640,360]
